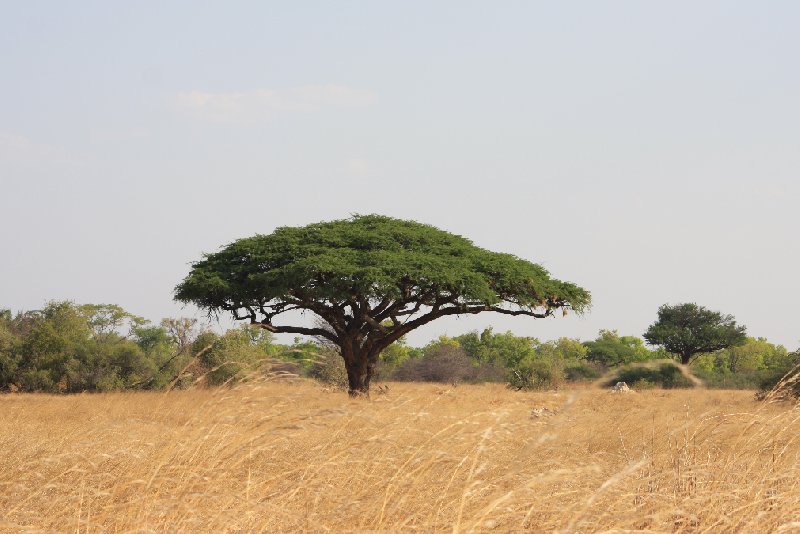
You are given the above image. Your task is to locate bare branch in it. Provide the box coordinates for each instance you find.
[256,320,340,344]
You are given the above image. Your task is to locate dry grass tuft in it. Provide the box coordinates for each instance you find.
[2,382,799,532]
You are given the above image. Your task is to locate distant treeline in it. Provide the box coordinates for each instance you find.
[1,302,798,393]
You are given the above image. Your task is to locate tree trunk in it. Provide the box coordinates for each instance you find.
[344,355,374,397]
[680,352,691,365]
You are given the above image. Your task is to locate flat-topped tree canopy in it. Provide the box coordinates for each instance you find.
[175,214,590,395]
[644,303,747,365]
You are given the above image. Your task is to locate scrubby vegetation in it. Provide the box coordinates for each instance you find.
[1,302,797,394]
[0,302,301,393]
[605,362,699,389]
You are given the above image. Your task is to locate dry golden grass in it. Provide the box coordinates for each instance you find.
[2,381,800,532]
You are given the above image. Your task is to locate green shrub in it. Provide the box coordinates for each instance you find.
[17,369,57,392]
[95,372,125,392]
[563,361,601,381]
[631,378,657,390]
[193,329,270,386]
[694,369,762,390]
[757,358,800,399]
[607,363,695,389]
[508,358,565,390]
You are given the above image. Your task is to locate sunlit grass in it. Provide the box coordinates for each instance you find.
[1,381,799,532]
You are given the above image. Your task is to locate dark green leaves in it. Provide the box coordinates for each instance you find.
[175,214,591,316]
[643,303,747,364]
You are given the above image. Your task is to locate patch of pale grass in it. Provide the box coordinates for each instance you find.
[1,382,799,532]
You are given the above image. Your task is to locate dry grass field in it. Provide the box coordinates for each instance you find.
[2,381,799,533]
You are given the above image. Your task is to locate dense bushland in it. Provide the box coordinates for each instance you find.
[0,302,797,393]
[0,302,293,392]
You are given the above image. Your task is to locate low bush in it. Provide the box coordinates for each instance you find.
[308,348,349,390]
[757,359,800,400]
[694,369,763,390]
[508,358,565,390]
[564,361,601,381]
[392,345,504,384]
[607,363,695,389]
[630,378,657,390]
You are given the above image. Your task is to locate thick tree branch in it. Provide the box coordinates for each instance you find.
[254,320,340,344]
[370,297,394,317]
[484,306,551,319]
[363,301,554,355]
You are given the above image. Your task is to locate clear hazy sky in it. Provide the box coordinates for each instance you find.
[2,2,798,349]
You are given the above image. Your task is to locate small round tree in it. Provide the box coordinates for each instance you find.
[175,215,590,396]
[643,303,747,365]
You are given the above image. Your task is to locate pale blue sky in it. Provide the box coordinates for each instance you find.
[2,2,799,348]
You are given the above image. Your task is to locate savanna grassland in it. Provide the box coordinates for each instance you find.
[2,382,799,532]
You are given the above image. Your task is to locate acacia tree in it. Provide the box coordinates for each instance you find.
[643,303,747,365]
[174,215,590,396]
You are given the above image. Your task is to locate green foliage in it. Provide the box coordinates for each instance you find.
[724,337,788,373]
[456,328,537,368]
[1,299,786,396]
[535,337,589,362]
[132,324,173,354]
[17,369,56,391]
[177,325,290,387]
[508,358,565,390]
[0,315,20,387]
[181,326,284,387]
[392,344,505,383]
[17,302,93,391]
[644,303,747,365]
[78,304,145,337]
[755,350,800,397]
[694,368,764,390]
[276,337,327,372]
[63,339,157,392]
[376,336,413,379]
[629,378,658,390]
[198,330,253,385]
[563,361,601,381]
[608,363,696,389]
[175,215,590,394]
[0,302,314,392]
[584,330,654,367]
[675,338,795,390]
[139,318,201,388]
[418,335,460,356]
[505,336,594,390]
[443,329,596,388]
[0,302,204,392]
[175,215,590,317]
[379,337,412,368]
